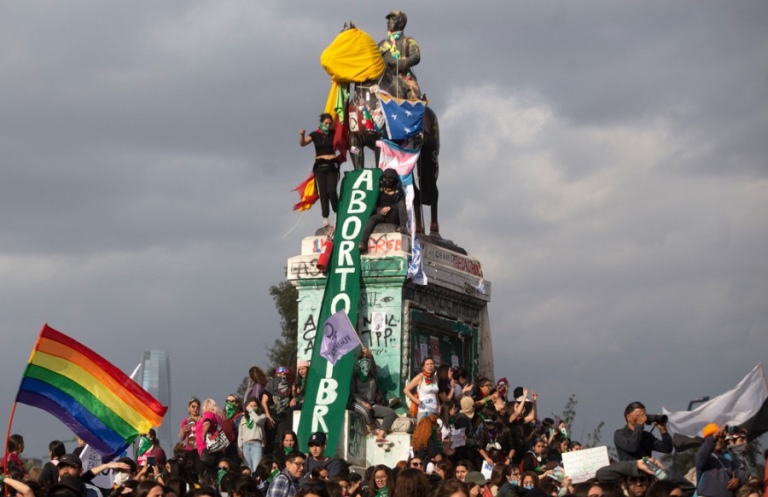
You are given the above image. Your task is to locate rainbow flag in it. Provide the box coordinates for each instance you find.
[16,324,168,458]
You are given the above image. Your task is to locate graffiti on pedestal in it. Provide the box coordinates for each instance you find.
[289,258,323,279]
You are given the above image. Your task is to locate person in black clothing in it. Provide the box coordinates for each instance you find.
[359,169,407,253]
[613,401,673,461]
[350,347,397,443]
[40,440,67,489]
[300,113,340,227]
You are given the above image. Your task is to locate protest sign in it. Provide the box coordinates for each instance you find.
[562,446,610,483]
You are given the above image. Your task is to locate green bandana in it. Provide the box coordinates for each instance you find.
[217,468,227,487]
[137,435,152,457]
[245,410,255,430]
[225,403,237,420]
[267,468,280,483]
[375,487,389,497]
[284,445,293,455]
[320,123,330,134]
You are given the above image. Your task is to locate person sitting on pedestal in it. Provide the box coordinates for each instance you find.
[359,169,407,253]
[350,347,397,443]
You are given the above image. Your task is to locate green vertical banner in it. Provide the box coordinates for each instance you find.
[298,168,382,455]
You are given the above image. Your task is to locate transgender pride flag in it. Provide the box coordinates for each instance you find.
[376,139,428,285]
[376,139,420,177]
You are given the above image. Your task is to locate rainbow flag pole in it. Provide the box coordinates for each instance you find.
[9,324,168,459]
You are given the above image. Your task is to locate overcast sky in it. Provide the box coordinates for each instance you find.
[2,1,767,459]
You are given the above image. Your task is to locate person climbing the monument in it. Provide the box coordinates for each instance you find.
[358,168,407,254]
[350,347,397,443]
[300,113,340,227]
[379,10,422,100]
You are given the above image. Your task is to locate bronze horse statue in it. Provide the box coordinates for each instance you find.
[347,82,441,236]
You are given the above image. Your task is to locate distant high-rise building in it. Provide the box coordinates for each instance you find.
[138,350,171,451]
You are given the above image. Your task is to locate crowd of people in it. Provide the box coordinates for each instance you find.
[2,353,767,497]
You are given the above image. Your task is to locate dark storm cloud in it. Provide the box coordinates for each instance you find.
[1,0,767,457]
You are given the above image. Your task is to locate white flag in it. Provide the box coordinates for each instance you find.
[320,310,361,365]
[662,363,768,438]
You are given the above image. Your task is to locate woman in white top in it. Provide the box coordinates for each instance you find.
[405,357,440,420]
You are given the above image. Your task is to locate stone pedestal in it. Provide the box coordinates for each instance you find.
[287,229,492,461]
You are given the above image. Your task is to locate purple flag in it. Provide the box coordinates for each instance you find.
[320,310,361,365]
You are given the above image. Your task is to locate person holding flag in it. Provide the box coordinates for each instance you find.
[300,113,342,227]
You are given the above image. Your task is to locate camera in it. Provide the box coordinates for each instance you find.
[724,425,740,434]
[645,414,668,425]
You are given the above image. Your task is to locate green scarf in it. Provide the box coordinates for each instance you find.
[245,410,255,429]
[375,487,389,497]
[267,468,280,483]
[284,445,293,455]
[225,403,237,420]
[136,435,152,457]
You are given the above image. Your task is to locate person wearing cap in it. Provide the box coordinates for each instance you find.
[49,475,86,497]
[378,10,422,99]
[696,424,743,497]
[266,450,305,497]
[614,402,673,462]
[304,432,344,481]
[465,471,493,497]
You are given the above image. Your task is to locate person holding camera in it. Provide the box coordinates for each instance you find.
[696,424,743,497]
[614,401,673,461]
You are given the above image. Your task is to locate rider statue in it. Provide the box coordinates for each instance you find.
[378,10,422,100]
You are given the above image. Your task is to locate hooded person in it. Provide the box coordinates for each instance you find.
[359,169,407,253]
[447,397,474,463]
[350,347,397,443]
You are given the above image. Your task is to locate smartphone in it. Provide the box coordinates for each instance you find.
[147,456,156,467]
